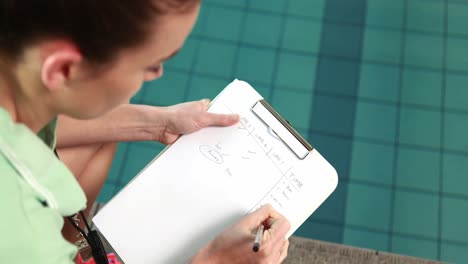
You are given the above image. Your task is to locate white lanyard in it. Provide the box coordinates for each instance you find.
[0,135,58,210]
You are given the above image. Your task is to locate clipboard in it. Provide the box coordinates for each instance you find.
[93,79,338,264]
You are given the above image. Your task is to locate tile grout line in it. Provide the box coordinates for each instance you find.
[388,0,408,252]
[181,5,208,102]
[341,0,368,248]
[437,0,449,260]
[266,0,289,103]
[228,0,249,83]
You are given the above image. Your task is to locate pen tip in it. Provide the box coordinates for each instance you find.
[252,244,259,252]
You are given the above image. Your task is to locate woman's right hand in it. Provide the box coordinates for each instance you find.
[191,204,291,264]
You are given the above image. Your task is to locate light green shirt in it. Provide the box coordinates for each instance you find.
[0,107,86,264]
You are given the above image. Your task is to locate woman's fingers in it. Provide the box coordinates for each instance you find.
[278,239,289,263]
[263,213,291,248]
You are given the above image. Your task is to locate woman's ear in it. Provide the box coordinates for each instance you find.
[40,47,82,91]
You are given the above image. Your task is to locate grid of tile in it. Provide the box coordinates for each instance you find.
[347,0,468,263]
[98,0,468,262]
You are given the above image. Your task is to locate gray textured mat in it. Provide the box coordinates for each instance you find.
[285,236,445,264]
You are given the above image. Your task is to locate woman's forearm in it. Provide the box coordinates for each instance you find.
[56,104,168,148]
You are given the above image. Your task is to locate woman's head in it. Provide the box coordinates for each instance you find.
[0,0,200,122]
[0,0,199,63]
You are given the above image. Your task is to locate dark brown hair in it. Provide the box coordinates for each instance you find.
[0,0,199,63]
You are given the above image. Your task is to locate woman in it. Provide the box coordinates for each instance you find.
[0,0,290,263]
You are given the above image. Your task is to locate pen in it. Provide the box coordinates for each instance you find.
[252,223,265,252]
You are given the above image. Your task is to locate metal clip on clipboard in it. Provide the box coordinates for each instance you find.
[251,99,313,160]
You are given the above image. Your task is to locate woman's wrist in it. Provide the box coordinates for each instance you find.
[134,104,172,142]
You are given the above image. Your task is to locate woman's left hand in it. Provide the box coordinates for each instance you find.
[156,99,239,144]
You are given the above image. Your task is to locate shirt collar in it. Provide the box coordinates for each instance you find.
[0,107,86,216]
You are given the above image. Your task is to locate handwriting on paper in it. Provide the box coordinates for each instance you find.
[199,111,305,213]
[239,116,254,133]
[199,145,224,164]
[287,171,304,190]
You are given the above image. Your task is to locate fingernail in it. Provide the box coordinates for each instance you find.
[231,114,240,121]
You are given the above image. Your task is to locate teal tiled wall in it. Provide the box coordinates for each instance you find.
[99,0,468,262]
